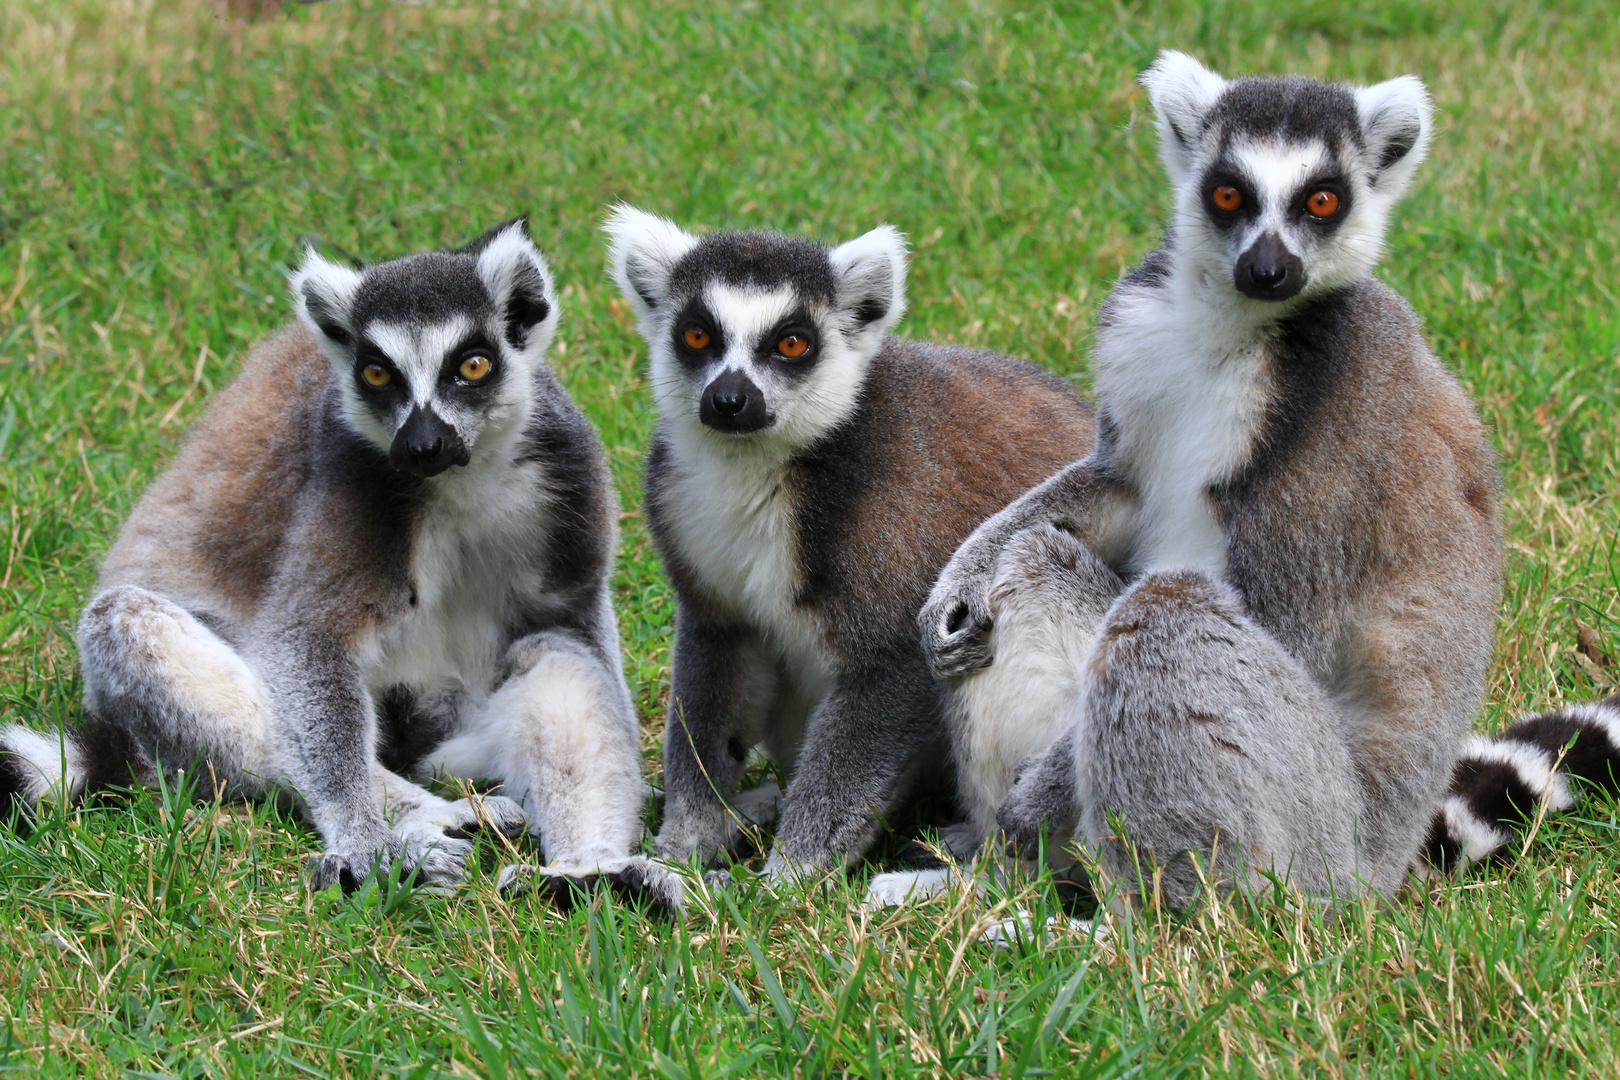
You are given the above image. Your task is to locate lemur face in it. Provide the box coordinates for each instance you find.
[291,220,559,478]
[604,207,908,451]
[1141,52,1432,305]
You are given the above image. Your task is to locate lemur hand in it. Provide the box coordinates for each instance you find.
[920,545,999,677]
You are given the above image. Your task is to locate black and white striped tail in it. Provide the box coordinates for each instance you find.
[1424,692,1620,872]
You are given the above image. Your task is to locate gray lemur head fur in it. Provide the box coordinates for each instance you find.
[602,205,908,452]
[1141,51,1432,306]
[290,219,560,478]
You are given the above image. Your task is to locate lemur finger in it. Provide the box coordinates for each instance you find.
[931,629,995,678]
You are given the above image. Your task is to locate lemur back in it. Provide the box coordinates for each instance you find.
[1,222,675,906]
[607,208,1095,879]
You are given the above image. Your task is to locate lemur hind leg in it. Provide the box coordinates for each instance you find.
[433,626,687,910]
[428,628,646,864]
[78,586,491,887]
[75,584,276,800]
[949,523,1123,838]
[1078,571,1368,909]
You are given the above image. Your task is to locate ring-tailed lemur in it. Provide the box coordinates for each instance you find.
[0,221,678,906]
[876,52,1560,910]
[602,207,1096,882]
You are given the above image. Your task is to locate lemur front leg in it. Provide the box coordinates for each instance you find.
[762,654,941,883]
[920,459,1129,678]
[654,611,780,865]
[250,623,471,892]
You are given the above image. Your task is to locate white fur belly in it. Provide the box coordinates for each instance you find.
[1097,288,1273,577]
[662,442,834,697]
[364,463,551,701]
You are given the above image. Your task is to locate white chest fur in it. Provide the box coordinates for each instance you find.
[658,425,835,696]
[1097,278,1275,576]
[363,454,552,700]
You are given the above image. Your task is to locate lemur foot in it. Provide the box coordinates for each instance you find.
[307,826,473,892]
[976,912,1108,951]
[653,783,781,866]
[435,794,528,840]
[863,867,961,909]
[497,855,685,914]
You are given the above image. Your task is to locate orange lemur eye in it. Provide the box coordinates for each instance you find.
[683,327,711,350]
[1212,186,1243,212]
[361,364,391,388]
[1307,190,1341,218]
[777,334,809,359]
[459,354,492,381]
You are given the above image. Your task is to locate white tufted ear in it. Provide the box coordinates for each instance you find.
[290,247,363,357]
[829,224,908,332]
[470,218,558,355]
[1355,75,1432,198]
[602,204,700,324]
[1139,50,1227,183]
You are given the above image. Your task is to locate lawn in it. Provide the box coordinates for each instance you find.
[1,0,1617,1075]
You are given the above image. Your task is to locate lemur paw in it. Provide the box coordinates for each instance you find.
[938,822,986,861]
[760,849,839,892]
[729,781,782,828]
[497,855,685,914]
[976,912,1111,951]
[920,570,996,678]
[403,830,475,886]
[433,794,528,840]
[310,820,472,891]
[863,868,958,909]
[652,813,731,866]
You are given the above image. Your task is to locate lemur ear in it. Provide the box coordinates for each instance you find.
[472,218,558,353]
[602,204,699,323]
[1355,75,1432,197]
[829,224,908,332]
[291,247,363,354]
[1140,50,1226,181]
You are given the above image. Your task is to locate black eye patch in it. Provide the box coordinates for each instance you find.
[1200,164,1258,226]
[757,307,820,376]
[1288,175,1353,230]
[672,298,723,365]
[436,332,504,398]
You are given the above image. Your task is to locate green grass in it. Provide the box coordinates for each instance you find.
[2,0,1618,1075]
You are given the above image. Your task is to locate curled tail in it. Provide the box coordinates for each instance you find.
[1424,692,1620,871]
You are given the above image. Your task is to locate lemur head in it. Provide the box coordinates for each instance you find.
[290,219,560,478]
[1141,51,1432,306]
[603,206,907,450]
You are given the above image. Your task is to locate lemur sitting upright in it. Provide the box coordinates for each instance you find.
[877,53,1616,910]
[603,207,1096,881]
[0,221,674,904]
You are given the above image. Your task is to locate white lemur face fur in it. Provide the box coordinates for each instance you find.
[604,205,907,452]
[1142,51,1432,305]
[290,219,560,477]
